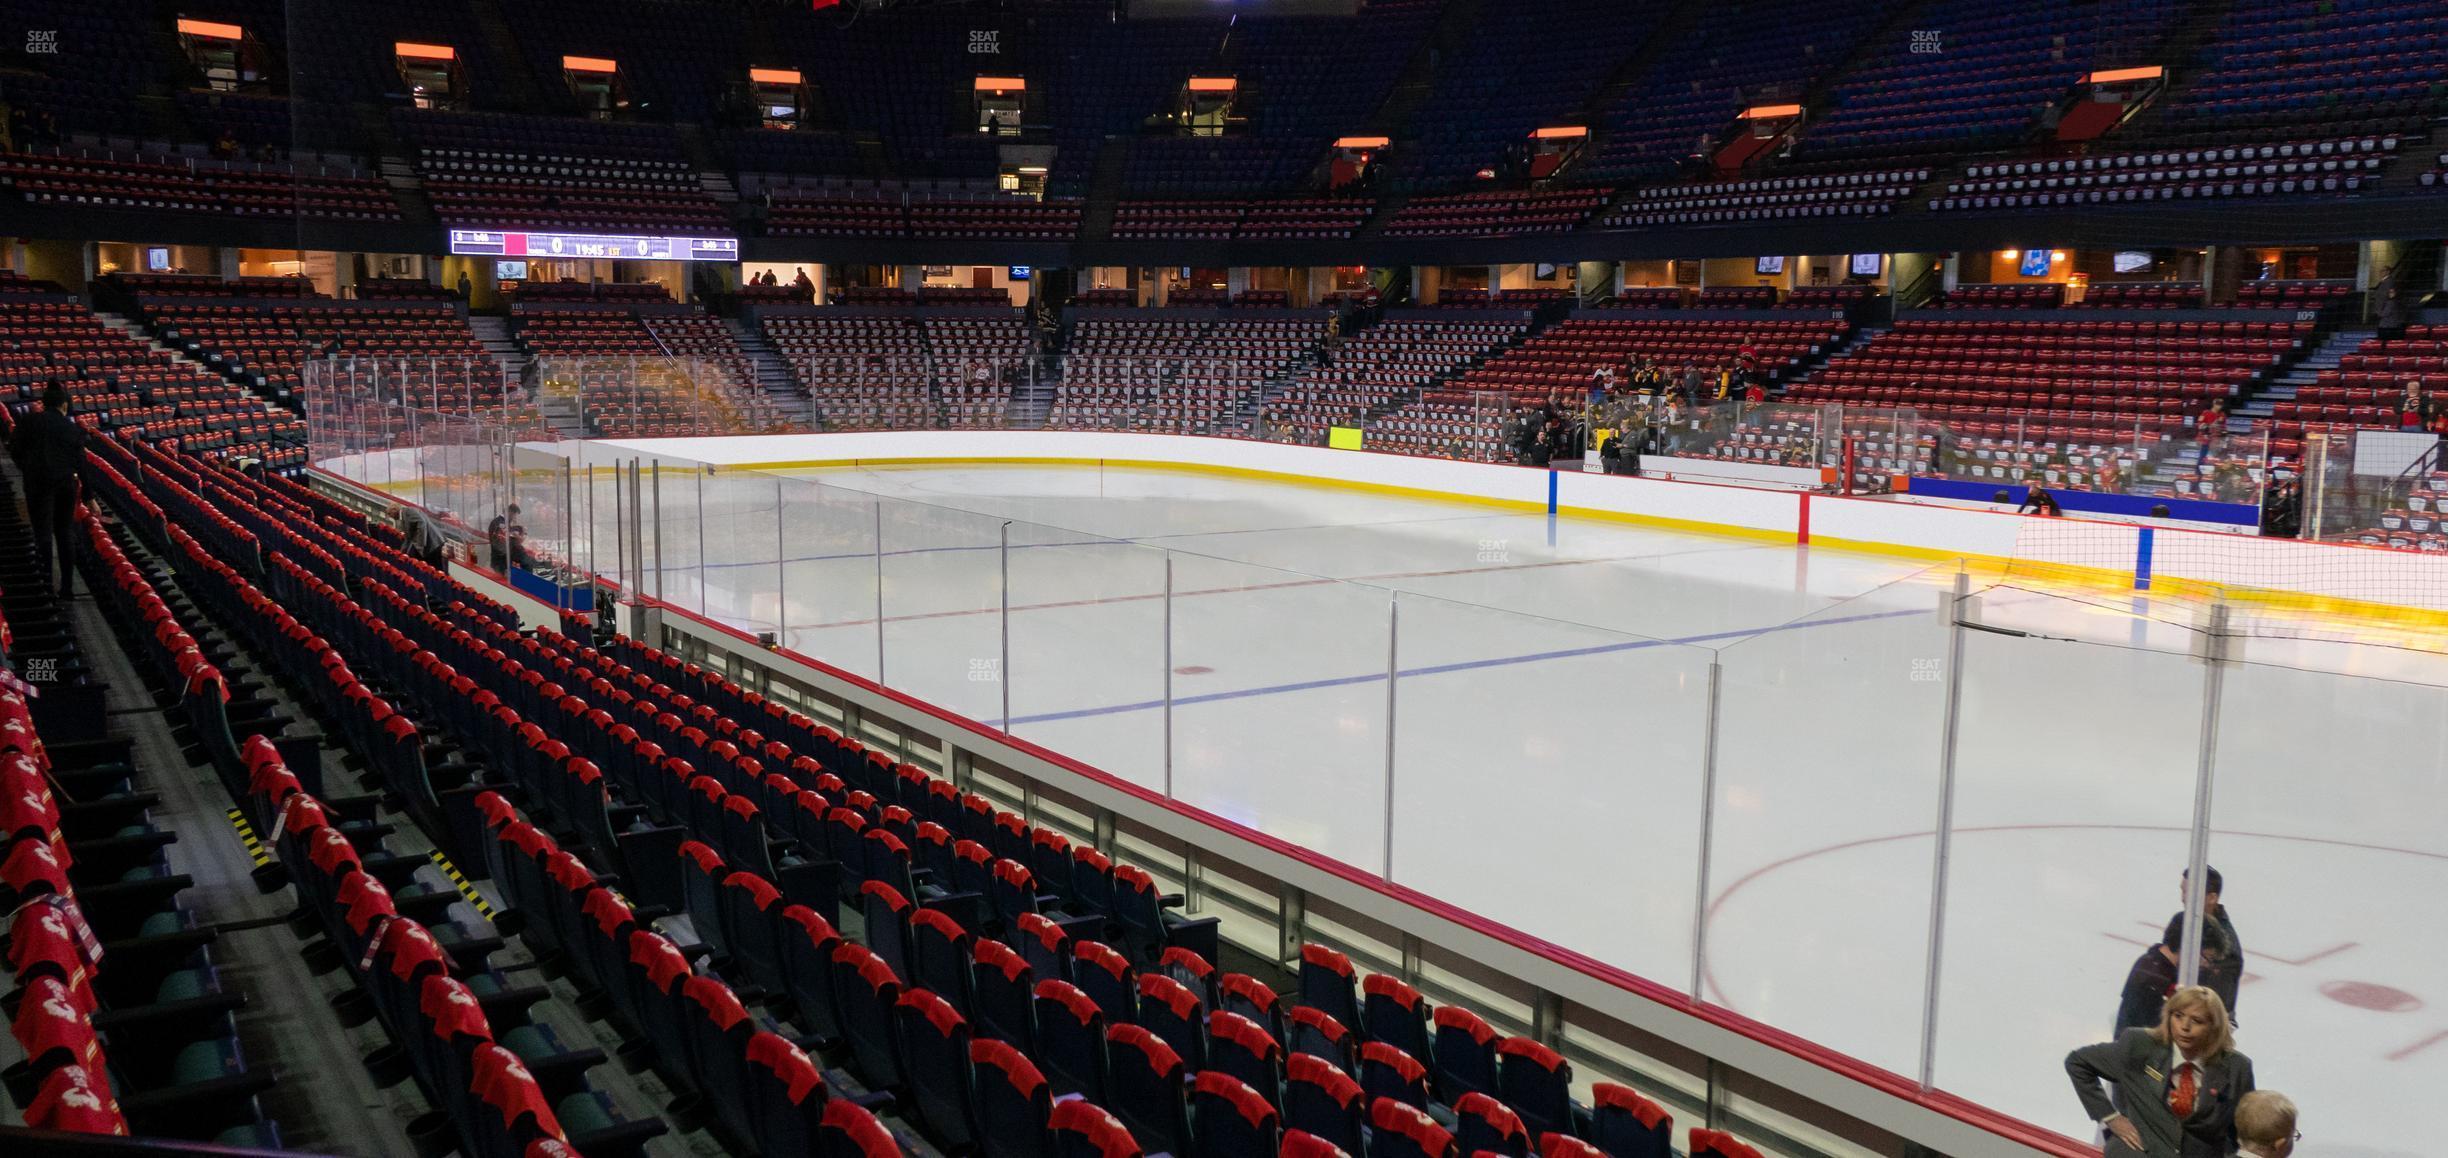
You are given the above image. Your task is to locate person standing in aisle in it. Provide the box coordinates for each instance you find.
[11,382,85,599]
[2068,986,2255,1158]
[2184,867,2245,1021]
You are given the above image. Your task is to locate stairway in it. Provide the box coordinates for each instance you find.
[2232,326,2372,428]
[1776,325,1884,396]
[95,312,300,416]
[724,317,814,425]
[1005,322,1072,429]
[465,315,529,379]
[1078,141,1131,240]
[379,157,437,226]
[92,312,183,358]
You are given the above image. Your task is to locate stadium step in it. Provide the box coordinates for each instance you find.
[91,312,182,357]
[2233,327,2371,420]
[464,315,529,377]
[723,317,815,425]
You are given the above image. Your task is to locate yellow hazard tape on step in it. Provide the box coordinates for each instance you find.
[224,808,271,868]
[426,850,496,920]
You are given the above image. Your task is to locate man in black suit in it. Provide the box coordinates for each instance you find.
[11,382,85,598]
[2070,986,2255,1157]
[2117,914,2233,1035]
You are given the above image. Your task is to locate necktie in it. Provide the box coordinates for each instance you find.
[2169,1062,2197,1118]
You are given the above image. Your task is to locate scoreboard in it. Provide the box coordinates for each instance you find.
[448,229,740,263]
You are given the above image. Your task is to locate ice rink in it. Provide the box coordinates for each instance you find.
[566,459,2442,1155]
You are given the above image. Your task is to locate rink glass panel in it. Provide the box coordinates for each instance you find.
[1708,567,1956,1077]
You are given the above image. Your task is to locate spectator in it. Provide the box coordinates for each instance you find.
[2117,913,2234,1034]
[2399,380,2435,431]
[2260,478,2301,539]
[487,503,522,573]
[11,382,86,598]
[397,508,449,570]
[2232,1091,2296,1158]
[2067,986,2254,1158]
[792,267,815,300]
[1618,420,1648,477]
[2019,487,2063,517]
[2184,867,2244,1020]
[212,129,240,160]
[457,270,474,302]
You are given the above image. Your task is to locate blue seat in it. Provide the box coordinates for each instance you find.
[1431,1005,1499,1103]
[1361,974,1433,1068]
[1015,911,1071,984]
[624,931,698,1094]
[1452,1091,1530,1157]
[1158,945,1218,1009]
[720,870,787,999]
[969,937,1036,1053]
[1030,978,1108,1103]
[1298,943,1362,1036]
[1283,1052,1366,1157]
[1027,829,1075,906]
[970,1038,1054,1158]
[1103,1023,1191,1155]
[1218,972,1283,1044]
[951,838,996,898]
[1495,1035,1581,1141]
[1070,939,1137,1026]
[776,904,844,1041]
[679,975,758,1144]
[909,906,976,1019]
[894,987,978,1150]
[1590,1082,1675,1158]
[1282,1129,1356,1158]
[1134,971,1208,1071]
[742,1031,827,1158]
[1205,1008,1282,1107]
[1190,1069,1279,1158]
[1111,864,1220,964]
[1049,1099,1142,1158]
[829,942,905,1091]
[1069,844,1115,917]
[1359,1041,1432,1112]
[859,879,917,985]
[676,840,730,962]
[1287,1006,1357,1077]
[817,1097,901,1158]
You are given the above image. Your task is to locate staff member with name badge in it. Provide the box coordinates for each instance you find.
[2068,986,2255,1157]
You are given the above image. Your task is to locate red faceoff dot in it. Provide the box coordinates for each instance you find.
[2321,980,2422,1013]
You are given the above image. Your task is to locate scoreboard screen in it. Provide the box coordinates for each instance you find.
[448,229,740,263]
